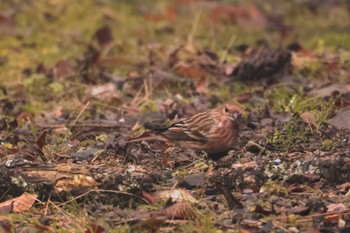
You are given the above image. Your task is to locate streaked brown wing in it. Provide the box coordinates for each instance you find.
[160,112,214,142]
[159,121,205,142]
[183,112,216,138]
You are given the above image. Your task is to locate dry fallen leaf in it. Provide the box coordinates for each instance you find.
[308,84,349,98]
[142,190,157,204]
[0,193,37,214]
[86,83,120,102]
[300,112,316,125]
[54,175,96,192]
[326,109,350,130]
[0,201,13,214]
[175,64,208,93]
[327,203,347,212]
[153,189,197,203]
[94,26,113,49]
[53,60,76,79]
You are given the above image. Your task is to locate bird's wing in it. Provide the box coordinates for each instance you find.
[160,112,215,142]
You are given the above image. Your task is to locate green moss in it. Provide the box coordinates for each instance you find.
[49,82,64,94]
[139,99,159,112]
[176,210,221,233]
[0,0,104,84]
[322,139,336,151]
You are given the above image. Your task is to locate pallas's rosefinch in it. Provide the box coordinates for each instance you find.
[129,103,244,154]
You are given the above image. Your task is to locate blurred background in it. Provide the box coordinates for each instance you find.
[0,0,349,124]
[1,0,349,80]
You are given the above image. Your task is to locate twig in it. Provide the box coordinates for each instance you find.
[44,190,53,216]
[135,77,153,106]
[221,34,236,63]
[131,83,144,106]
[48,199,76,219]
[37,123,124,129]
[188,11,202,47]
[70,100,91,129]
[55,189,149,207]
[246,140,271,156]
[276,209,350,221]
[92,101,138,113]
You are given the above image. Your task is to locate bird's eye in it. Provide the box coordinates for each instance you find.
[224,107,229,113]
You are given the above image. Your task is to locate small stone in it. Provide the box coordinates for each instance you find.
[274,158,281,163]
[261,118,274,126]
[338,218,346,228]
[243,188,253,194]
[287,226,299,233]
[178,173,205,189]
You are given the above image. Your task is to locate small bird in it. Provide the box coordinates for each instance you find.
[128,103,245,154]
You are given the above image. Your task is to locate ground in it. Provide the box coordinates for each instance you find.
[0,1,350,232]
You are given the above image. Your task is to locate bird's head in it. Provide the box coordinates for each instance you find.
[220,103,245,123]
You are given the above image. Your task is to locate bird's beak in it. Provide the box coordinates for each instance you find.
[234,112,247,124]
[229,113,242,121]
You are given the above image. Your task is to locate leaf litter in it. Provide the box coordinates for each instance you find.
[0,0,350,232]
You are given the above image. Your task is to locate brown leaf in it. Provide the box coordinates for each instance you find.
[308,83,349,98]
[175,64,208,93]
[54,175,96,192]
[35,131,48,150]
[327,203,347,212]
[142,190,157,204]
[4,144,47,166]
[236,92,253,103]
[153,189,197,203]
[326,109,350,130]
[337,182,350,192]
[0,201,13,214]
[94,26,113,48]
[0,193,37,213]
[300,112,316,125]
[221,187,243,210]
[324,214,340,223]
[53,60,76,79]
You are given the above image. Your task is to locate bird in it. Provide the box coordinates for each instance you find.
[128,103,245,154]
